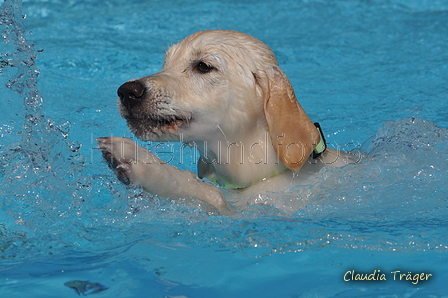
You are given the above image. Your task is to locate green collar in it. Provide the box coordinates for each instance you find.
[312,122,327,159]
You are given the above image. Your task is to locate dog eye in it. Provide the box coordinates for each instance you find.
[195,61,215,74]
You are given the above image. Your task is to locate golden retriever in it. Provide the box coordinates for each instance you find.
[97,30,354,215]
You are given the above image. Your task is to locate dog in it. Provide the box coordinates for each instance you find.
[97,30,354,215]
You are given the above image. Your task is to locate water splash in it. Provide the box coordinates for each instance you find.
[0,0,99,238]
[1,0,43,142]
[0,1,160,262]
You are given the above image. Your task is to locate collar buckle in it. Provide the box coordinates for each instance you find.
[312,122,327,159]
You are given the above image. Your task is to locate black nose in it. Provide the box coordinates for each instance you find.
[117,81,145,110]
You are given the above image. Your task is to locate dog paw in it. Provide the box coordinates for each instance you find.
[97,137,137,185]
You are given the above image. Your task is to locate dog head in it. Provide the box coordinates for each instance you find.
[118,30,319,171]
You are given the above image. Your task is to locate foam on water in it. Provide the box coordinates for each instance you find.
[1,0,448,297]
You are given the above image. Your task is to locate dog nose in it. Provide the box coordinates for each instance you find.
[117,81,145,109]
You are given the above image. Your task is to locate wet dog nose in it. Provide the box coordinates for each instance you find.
[117,81,145,109]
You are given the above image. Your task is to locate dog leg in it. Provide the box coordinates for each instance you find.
[97,137,233,215]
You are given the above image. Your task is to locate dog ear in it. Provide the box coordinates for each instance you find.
[256,66,320,172]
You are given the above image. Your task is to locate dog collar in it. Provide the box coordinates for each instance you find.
[312,122,327,159]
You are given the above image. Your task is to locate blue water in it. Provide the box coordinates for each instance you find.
[1,0,448,297]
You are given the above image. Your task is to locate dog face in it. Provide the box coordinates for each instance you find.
[117,30,277,142]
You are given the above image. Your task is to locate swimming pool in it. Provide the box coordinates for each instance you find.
[1,0,448,296]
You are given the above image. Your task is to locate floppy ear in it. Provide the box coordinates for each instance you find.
[257,66,320,172]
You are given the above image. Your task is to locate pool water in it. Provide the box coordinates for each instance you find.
[1,0,448,297]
